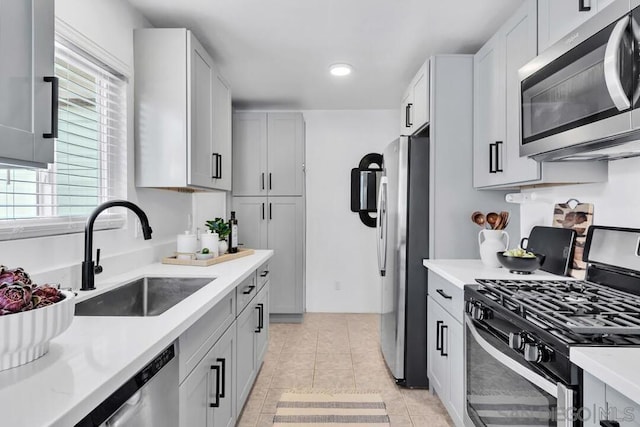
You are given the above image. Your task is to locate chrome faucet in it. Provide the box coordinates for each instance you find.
[81,200,153,291]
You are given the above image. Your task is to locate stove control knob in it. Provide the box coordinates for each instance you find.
[523,343,542,362]
[523,343,551,363]
[471,304,492,321]
[509,332,526,350]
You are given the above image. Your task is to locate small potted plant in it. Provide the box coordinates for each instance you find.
[205,218,230,254]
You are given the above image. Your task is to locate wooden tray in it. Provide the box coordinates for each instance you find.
[162,248,255,267]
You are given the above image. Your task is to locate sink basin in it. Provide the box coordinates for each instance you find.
[75,276,213,317]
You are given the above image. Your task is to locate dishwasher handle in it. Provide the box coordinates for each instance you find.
[106,391,143,427]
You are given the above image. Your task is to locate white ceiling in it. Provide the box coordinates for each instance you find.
[126,0,524,110]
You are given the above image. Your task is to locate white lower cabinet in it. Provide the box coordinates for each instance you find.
[180,322,236,427]
[236,282,270,413]
[583,372,640,426]
[427,271,464,427]
[178,266,271,427]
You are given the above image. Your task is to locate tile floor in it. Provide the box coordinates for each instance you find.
[237,312,453,427]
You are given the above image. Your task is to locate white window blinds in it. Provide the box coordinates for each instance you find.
[0,37,127,240]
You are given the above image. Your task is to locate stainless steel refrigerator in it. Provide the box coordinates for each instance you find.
[376,135,429,388]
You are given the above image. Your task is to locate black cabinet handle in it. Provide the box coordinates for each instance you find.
[495,141,503,173]
[43,76,58,139]
[436,320,443,351]
[209,364,220,407]
[600,421,620,427]
[261,173,265,190]
[489,144,496,173]
[269,203,272,220]
[269,173,272,190]
[211,154,222,179]
[243,285,256,295]
[217,154,222,179]
[216,358,226,398]
[260,270,269,277]
[255,303,264,333]
[579,0,591,12]
[405,104,411,128]
[440,325,448,357]
[436,289,452,300]
[262,203,265,220]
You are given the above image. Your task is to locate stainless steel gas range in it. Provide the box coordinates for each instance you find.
[464,226,640,427]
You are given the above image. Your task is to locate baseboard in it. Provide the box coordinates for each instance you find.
[270,313,304,323]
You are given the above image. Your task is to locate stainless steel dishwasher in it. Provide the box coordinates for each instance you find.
[75,343,178,427]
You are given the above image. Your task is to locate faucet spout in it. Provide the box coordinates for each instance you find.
[81,200,153,291]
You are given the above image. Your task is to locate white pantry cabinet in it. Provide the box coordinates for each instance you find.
[473,0,608,189]
[232,112,304,197]
[232,196,305,319]
[400,60,429,136]
[0,0,55,168]
[538,0,616,52]
[134,28,232,191]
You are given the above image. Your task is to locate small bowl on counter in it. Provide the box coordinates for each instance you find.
[195,251,214,260]
[496,251,546,274]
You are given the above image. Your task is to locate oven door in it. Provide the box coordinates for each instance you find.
[519,1,636,159]
[465,316,575,427]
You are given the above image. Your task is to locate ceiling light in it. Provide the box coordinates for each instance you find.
[329,63,352,77]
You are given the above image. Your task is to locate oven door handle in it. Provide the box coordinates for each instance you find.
[604,16,631,111]
[465,315,557,397]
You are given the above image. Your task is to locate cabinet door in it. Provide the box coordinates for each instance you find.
[400,88,413,135]
[427,296,450,399]
[189,33,216,188]
[497,0,540,186]
[267,113,305,196]
[538,0,597,52]
[410,61,430,133]
[212,72,232,191]
[605,385,640,426]
[180,323,237,427]
[267,197,304,314]
[473,31,504,188]
[232,113,267,196]
[255,282,270,364]
[232,196,268,250]
[235,302,258,415]
[448,319,465,427]
[0,0,54,167]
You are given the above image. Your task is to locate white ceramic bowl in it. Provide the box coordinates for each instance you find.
[0,290,75,371]
[195,252,214,260]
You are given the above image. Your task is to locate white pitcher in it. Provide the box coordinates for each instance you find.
[478,229,509,268]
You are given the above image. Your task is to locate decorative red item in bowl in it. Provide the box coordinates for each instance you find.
[0,266,75,370]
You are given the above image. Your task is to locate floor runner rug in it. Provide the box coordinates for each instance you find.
[273,391,390,426]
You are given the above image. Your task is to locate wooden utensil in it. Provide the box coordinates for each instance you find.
[471,211,486,228]
[486,212,499,229]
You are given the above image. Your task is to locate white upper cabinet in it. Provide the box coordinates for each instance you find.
[0,0,55,168]
[134,29,232,191]
[473,0,608,189]
[538,0,616,52]
[400,60,430,135]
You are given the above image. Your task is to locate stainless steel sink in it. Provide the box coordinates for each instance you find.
[74,276,213,317]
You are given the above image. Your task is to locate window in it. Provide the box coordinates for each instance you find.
[0,36,127,240]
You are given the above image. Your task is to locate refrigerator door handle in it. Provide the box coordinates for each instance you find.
[376,176,388,276]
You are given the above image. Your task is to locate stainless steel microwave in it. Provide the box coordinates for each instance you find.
[519,0,640,161]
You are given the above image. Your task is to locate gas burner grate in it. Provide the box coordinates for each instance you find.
[475,279,640,338]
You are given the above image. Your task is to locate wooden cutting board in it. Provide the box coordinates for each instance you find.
[162,248,254,267]
[552,200,594,279]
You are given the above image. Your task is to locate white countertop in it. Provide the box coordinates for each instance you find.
[422,259,569,289]
[571,347,640,406]
[423,259,640,407]
[0,250,273,427]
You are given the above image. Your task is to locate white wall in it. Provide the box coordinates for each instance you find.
[0,0,216,288]
[519,157,640,236]
[304,110,399,313]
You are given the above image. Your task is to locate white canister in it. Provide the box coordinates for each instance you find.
[176,231,198,257]
[200,230,219,257]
